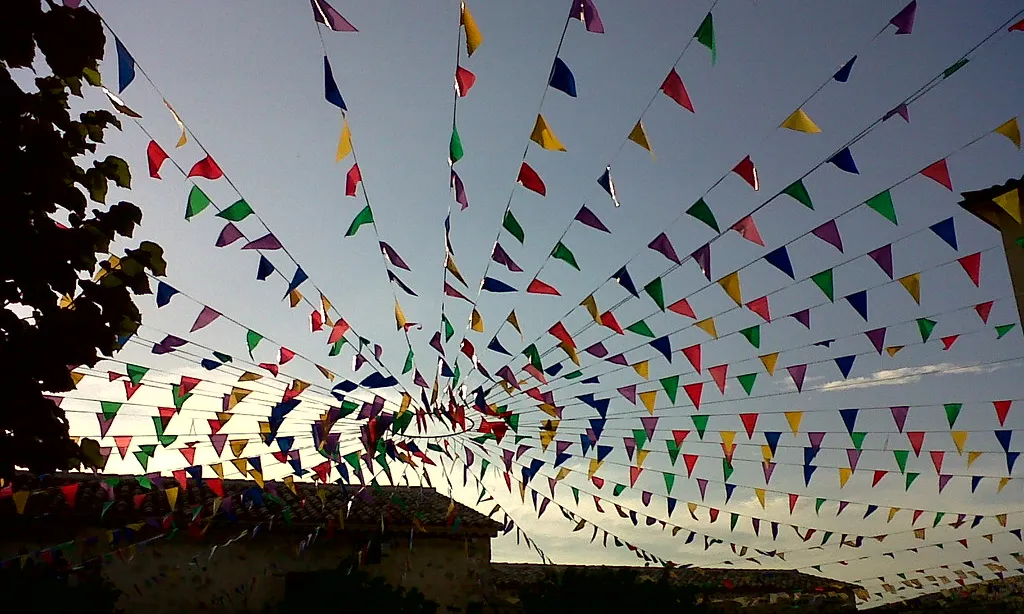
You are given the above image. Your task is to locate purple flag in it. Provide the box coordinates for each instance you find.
[152,335,186,355]
[808,432,826,450]
[890,406,909,432]
[790,309,811,329]
[242,233,283,250]
[451,170,469,210]
[865,328,886,354]
[648,232,681,264]
[413,370,428,388]
[618,384,636,404]
[938,474,952,492]
[641,416,658,441]
[847,449,861,471]
[310,0,357,32]
[811,220,843,252]
[787,364,807,391]
[890,1,917,35]
[379,241,410,270]
[691,243,711,281]
[606,353,628,366]
[190,306,221,332]
[216,223,244,247]
[883,103,910,123]
[97,413,115,437]
[868,244,894,279]
[429,332,444,356]
[491,242,523,272]
[575,205,610,232]
[584,342,608,357]
[570,0,604,33]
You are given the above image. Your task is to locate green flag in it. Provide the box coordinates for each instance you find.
[737,373,757,395]
[126,364,149,385]
[722,458,733,481]
[551,242,580,270]
[564,370,582,380]
[402,347,414,374]
[866,190,898,225]
[666,440,681,465]
[694,13,716,64]
[730,513,739,531]
[643,277,665,311]
[170,385,192,410]
[850,432,866,450]
[571,487,580,505]
[942,58,968,79]
[185,185,212,220]
[345,204,374,236]
[686,198,719,232]
[631,428,647,450]
[739,325,760,348]
[216,199,254,221]
[664,472,675,494]
[328,339,345,356]
[783,179,813,209]
[613,484,625,496]
[996,323,1016,339]
[815,497,825,514]
[246,330,263,357]
[943,403,962,427]
[442,315,455,341]
[893,450,909,474]
[450,126,465,163]
[503,210,525,243]
[917,318,937,342]
[100,401,122,420]
[523,344,542,370]
[133,450,150,471]
[626,319,655,338]
[660,375,679,403]
[811,269,834,302]
[692,415,709,439]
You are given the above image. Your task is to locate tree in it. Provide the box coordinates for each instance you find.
[517,567,708,614]
[0,552,124,614]
[0,0,166,478]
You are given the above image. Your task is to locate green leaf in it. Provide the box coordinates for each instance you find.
[82,66,103,87]
[84,167,107,203]
[99,156,131,188]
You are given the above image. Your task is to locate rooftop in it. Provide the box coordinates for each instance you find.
[0,473,501,537]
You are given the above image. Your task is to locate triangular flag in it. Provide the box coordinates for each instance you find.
[686,198,719,232]
[810,269,834,302]
[868,244,894,279]
[828,148,859,174]
[889,1,917,35]
[994,117,1021,149]
[694,13,716,63]
[781,109,821,133]
[461,3,483,55]
[549,57,577,97]
[732,156,759,190]
[866,190,898,225]
[717,271,742,306]
[517,163,546,196]
[812,220,844,252]
[311,0,357,31]
[920,159,953,191]
[660,69,694,112]
[899,273,921,304]
[324,56,347,111]
[530,115,567,152]
[627,121,654,158]
[335,117,352,162]
[929,217,957,250]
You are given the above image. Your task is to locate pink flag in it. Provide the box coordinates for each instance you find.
[242,233,283,250]
[865,328,886,354]
[380,241,411,271]
[868,244,894,279]
[451,171,469,209]
[889,1,917,35]
[190,306,221,332]
[731,216,764,246]
[310,0,357,32]
[569,0,604,34]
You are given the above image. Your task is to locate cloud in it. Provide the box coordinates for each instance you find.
[818,362,1011,391]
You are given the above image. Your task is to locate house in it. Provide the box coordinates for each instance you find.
[1,473,861,613]
[869,575,1024,612]
[0,473,500,613]
[959,176,1024,319]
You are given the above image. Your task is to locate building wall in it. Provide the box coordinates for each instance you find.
[2,528,493,613]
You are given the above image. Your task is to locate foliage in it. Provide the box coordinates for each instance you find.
[0,0,166,478]
[280,569,439,614]
[0,555,123,614]
[517,566,708,614]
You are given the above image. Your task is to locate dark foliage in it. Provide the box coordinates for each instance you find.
[517,566,708,614]
[0,0,166,478]
[281,569,439,614]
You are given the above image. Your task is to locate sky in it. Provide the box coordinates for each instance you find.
[35,0,1024,607]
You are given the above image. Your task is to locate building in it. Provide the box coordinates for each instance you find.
[959,176,1024,319]
[1,473,860,612]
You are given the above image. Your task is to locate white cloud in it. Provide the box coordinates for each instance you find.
[819,362,1011,391]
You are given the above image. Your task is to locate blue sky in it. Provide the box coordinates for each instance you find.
[48,0,1024,605]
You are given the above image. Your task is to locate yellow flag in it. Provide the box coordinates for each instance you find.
[761,445,773,462]
[229,387,251,409]
[759,352,779,376]
[887,507,900,523]
[506,310,522,337]
[70,371,85,386]
[559,341,579,365]
[639,390,657,413]
[967,451,982,468]
[540,420,559,451]
[58,294,76,309]
[471,308,484,332]
[530,115,567,152]
[230,439,248,458]
[898,273,921,304]
[164,99,187,147]
[210,463,224,478]
[539,403,559,419]
[720,431,736,450]
[231,458,248,476]
[632,360,649,379]
[399,393,411,416]
[886,346,904,357]
[754,488,766,508]
[581,295,600,323]
[951,431,968,455]
[165,487,179,510]
[13,491,29,514]
[555,467,570,481]
[627,120,654,158]
[335,117,352,162]
[717,271,742,306]
[785,411,803,435]
[695,317,718,339]
[588,458,602,478]
[239,371,261,382]
[395,300,407,331]
[461,3,483,56]
[316,365,335,381]
[993,188,1022,224]
[998,477,1010,492]
[283,475,297,495]
[838,467,852,488]
[446,254,467,285]
[288,288,303,308]
[781,108,821,133]
[636,450,649,468]
[321,293,333,315]
[251,469,265,489]
[94,255,120,280]
[994,117,1021,149]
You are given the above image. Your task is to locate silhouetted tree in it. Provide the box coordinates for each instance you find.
[518,567,708,614]
[0,0,166,478]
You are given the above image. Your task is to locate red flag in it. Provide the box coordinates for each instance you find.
[187,155,223,179]
[345,163,362,196]
[61,483,79,508]
[179,376,201,396]
[683,454,699,477]
[709,364,728,393]
[908,431,925,456]
[311,310,323,332]
[527,279,560,295]
[179,446,196,466]
[206,478,224,498]
[940,335,959,350]
[548,322,575,347]
[731,155,759,190]
[1009,18,1024,32]
[455,65,476,96]
[683,382,703,410]
[920,159,952,191]
[957,252,980,286]
[328,319,350,344]
[975,300,993,323]
[147,140,169,179]
[517,162,546,196]
[682,344,701,373]
[172,469,188,491]
[788,493,799,513]
[660,68,694,112]
[740,413,758,438]
[994,400,1011,426]
[667,298,695,318]
[599,311,623,334]
[930,450,945,474]
[279,347,296,364]
[746,296,771,322]
[259,362,280,377]
[872,470,887,487]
